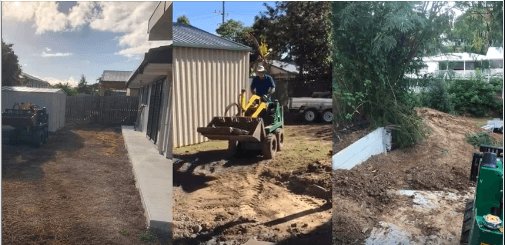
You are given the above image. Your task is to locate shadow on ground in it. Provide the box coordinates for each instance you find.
[2,126,85,182]
[173,149,265,193]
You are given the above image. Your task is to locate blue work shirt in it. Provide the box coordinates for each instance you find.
[251,74,275,97]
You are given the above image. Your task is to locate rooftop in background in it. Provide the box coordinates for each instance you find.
[173,22,251,51]
[423,47,504,62]
[19,72,50,85]
[486,47,504,59]
[2,86,66,94]
[101,71,133,82]
[269,60,299,74]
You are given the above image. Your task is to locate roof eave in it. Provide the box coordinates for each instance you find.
[173,42,252,52]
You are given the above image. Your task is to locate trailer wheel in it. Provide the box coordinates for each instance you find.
[460,199,474,245]
[263,134,277,159]
[274,128,284,151]
[322,110,333,123]
[33,130,44,148]
[303,109,317,123]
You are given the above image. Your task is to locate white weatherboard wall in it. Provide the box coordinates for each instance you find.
[2,87,66,132]
[333,127,392,170]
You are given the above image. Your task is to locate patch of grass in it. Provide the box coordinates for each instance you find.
[476,122,487,127]
[120,230,128,235]
[138,233,156,241]
[179,199,187,205]
[269,129,331,172]
[173,141,227,155]
[465,132,497,148]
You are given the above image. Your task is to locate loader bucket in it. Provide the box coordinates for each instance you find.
[197,117,264,142]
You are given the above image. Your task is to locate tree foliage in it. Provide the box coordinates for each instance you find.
[449,1,503,54]
[177,15,190,25]
[216,19,253,45]
[2,39,22,87]
[52,83,78,96]
[447,70,503,117]
[333,2,454,147]
[252,2,332,95]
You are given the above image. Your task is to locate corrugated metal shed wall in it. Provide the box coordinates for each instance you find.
[171,46,250,147]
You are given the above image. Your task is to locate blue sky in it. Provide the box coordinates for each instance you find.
[1,1,273,87]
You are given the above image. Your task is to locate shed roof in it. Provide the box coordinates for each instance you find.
[173,22,251,51]
[2,86,66,94]
[101,71,133,82]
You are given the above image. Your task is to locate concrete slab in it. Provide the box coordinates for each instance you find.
[121,125,172,235]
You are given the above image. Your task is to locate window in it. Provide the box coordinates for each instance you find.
[448,61,464,70]
[491,60,503,69]
[465,62,475,70]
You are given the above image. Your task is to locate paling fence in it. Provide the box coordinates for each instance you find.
[65,96,139,125]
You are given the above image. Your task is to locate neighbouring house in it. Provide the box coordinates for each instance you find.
[2,86,66,132]
[98,70,137,96]
[418,47,504,79]
[19,72,51,88]
[126,21,251,158]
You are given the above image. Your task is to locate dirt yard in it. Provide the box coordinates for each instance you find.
[332,108,503,245]
[1,124,164,244]
[171,124,332,245]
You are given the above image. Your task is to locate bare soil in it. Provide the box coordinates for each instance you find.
[332,108,504,245]
[2,124,164,244]
[172,124,332,245]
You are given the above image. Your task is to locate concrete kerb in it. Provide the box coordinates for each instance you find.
[332,127,392,170]
[121,125,172,237]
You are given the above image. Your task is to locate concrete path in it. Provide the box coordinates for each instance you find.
[121,126,172,235]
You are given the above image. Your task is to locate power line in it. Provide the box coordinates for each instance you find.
[214,1,233,25]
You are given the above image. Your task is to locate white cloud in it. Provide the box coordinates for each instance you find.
[115,41,172,58]
[44,76,79,87]
[3,1,165,58]
[45,47,52,52]
[41,51,73,57]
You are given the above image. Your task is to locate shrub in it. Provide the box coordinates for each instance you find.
[425,79,453,113]
[447,70,502,117]
[465,132,497,148]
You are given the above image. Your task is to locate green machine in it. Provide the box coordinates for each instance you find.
[460,145,503,245]
[197,90,284,159]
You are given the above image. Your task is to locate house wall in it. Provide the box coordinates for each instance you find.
[171,46,250,147]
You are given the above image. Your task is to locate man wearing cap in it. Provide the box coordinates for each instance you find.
[250,65,275,99]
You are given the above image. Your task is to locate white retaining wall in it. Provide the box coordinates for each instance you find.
[332,127,392,170]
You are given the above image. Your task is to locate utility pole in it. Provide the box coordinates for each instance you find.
[215,1,232,25]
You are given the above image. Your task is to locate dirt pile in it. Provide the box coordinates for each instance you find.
[332,108,503,244]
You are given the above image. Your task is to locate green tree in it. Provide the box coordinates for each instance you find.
[450,1,503,54]
[2,39,22,86]
[52,83,78,96]
[77,74,90,94]
[177,15,190,25]
[333,2,454,147]
[253,2,333,96]
[216,19,253,45]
